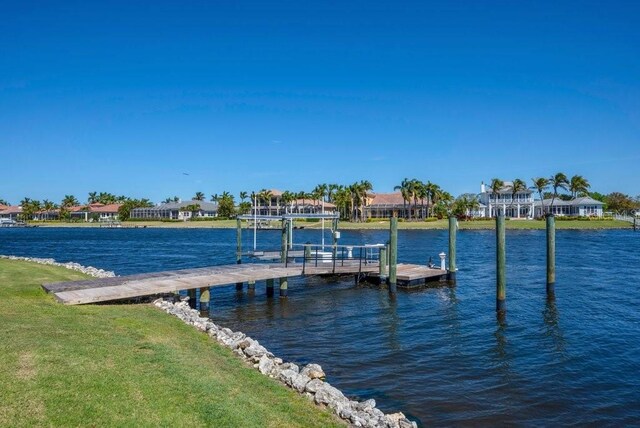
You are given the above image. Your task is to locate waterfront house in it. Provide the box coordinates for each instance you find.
[130,200,218,220]
[0,205,23,221]
[479,181,535,219]
[534,197,604,218]
[363,192,407,219]
[253,190,337,216]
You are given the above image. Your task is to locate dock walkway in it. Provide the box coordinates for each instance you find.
[43,262,448,305]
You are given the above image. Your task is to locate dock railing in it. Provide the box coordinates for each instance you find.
[294,243,386,275]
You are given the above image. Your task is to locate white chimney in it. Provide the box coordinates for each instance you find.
[481,181,486,193]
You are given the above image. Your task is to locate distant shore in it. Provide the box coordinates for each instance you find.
[30,218,633,230]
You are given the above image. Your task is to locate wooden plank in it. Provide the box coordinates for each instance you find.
[53,265,304,305]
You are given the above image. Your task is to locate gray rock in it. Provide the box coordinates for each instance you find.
[279,362,299,374]
[305,378,324,394]
[291,373,311,393]
[258,355,275,375]
[243,344,268,358]
[300,363,325,380]
[278,369,298,386]
[399,419,415,428]
[314,383,348,409]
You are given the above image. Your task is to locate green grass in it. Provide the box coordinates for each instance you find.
[35,218,632,230]
[0,259,343,427]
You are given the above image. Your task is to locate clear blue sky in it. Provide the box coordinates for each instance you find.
[1,1,639,204]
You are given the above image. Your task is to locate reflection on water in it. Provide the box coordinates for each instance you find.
[2,227,640,425]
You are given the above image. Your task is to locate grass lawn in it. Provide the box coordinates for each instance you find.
[0,259,343,427]
[35,218,633,230]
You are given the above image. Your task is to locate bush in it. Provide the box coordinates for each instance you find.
[424,217,438,222]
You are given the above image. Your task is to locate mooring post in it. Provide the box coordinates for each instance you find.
[332,218,339,264]
[634,217,637,231]
[288,217,293,249]
[280,219,288,298]
[236,217,243,289]
[546,214,556,297]
[496,215,506,313]
[448,216,457,283]
[199,287,210,312]
[248,280,255,290]
[266,278,274,297]
[379,246,387,282]
[389,216,398,294]
[187,288,197,309]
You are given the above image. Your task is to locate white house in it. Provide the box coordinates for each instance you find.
[534,197,604,218]
[130,200,218,220]
[479,181,535,219]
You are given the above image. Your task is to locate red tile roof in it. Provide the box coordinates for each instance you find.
[0,205,23,214]
[91,204,122,213]
[368,192,406,206]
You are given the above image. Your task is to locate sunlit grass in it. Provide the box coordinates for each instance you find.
[0,259,342,427]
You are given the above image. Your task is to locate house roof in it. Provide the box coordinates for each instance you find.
[368,192,406,206]
[535,197,604,207]
[0,204,8,210]
[0,205,23,214]
[91,204,122,213]
[292,199,336,209]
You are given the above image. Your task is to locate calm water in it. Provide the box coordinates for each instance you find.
[2,227,640,426]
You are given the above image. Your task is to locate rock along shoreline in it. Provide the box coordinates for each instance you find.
[4,255,417,427]
[154,298,417,428]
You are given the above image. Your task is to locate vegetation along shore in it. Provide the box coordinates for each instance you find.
[0,258,343,427]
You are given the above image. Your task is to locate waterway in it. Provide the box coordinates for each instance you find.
[1,227,639,425]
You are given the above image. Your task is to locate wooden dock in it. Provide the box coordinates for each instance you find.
[43,262,449,305]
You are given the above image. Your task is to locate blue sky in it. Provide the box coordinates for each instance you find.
[1,1,639,204]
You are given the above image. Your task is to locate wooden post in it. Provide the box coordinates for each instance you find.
[288,217,293,249]
[496,215,506,313]
[379,247,387,282]
[280,219,288,297]
[332,218,339,262]
[199,287,210,312]
[248,280,255,290]
[187,288,197,309]
[389,216,398,294]
[448,216,457,283]
[546,214,556,297]
[266,278,274,297]
[236,218,242,264]
[236,217,243,289]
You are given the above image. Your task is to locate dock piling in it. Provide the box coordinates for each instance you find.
[496,215,506,313]
[448,216,457,283]
[280,220,289,298]
[266,278,274,297]
[236,218,243,289]
[389,216,398,294]
[199,287,210,312]
[546,215,556,297]
[379,247,387,281]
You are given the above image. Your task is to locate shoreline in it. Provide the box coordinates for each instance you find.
[6,255,417,428]
[23,218,634,230]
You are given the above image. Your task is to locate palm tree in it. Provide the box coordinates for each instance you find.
[549,173,569,214]
[0,198,8,206]
[239,191,248,202]
[281,191,295,214]
[210,194,219,203]
[394,178,412,220]
[489,178,504,217]
[569,175,590,199]
[357,180,373,222]
[194,192,205,201]
[61,195,79,208]
[509,178,527,217]
[258,189,273,215]
[42,199,57,221]
[531,177,549,217]
[87,192,98,204]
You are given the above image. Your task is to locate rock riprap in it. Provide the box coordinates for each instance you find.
[1,255,116,278]
[154,298,417,428]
